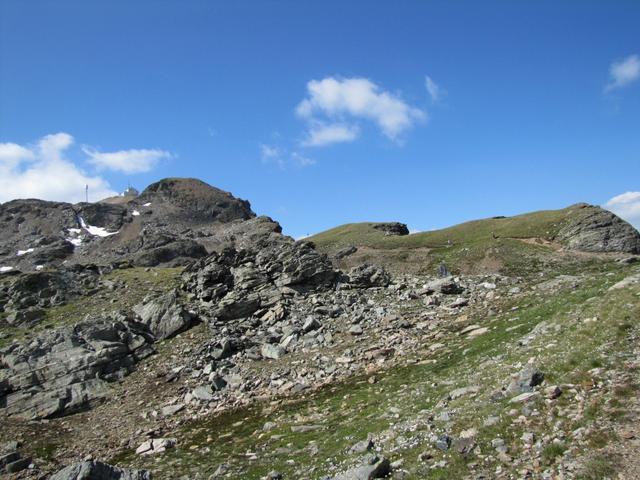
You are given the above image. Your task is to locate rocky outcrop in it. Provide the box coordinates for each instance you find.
[182,239,337,321]
[50,460,152,480]
[557,204,640,253]
[0,268,101,325]
[372,222,409,236]
[133,291,194,341]
[0,315,155,419]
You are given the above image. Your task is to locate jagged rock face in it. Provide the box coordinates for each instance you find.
[50,460,152,480]
[182,239,337,321]
[0,268,100,320]
[557,205,640,254]
[0,178,258,270]
[0,315,155,419]
[372,222,409,236]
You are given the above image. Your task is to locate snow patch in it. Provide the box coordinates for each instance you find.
[36,265,44,271]
[0,266,14,273]
[16,248,35,256]
[132,210,141,216]
[78,216,119,237]
[143,202,152,207]
[68,228,81,234]
[66,237,83,247]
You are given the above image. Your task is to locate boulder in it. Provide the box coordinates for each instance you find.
[557,204,640,253]
[348,264,391,288]
[372,222,409,236]
[51,460,152,480]
[133,290,194,340]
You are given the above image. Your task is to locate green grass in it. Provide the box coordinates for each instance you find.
[308,205,580,251]
[307,204,604,276]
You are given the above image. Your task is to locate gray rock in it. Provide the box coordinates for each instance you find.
[333,457,391,480]
[261,344,285,360]
[556,204,640,253]
[424,277,463,295]
[133,290,193,340]
[51,460,152,480]
[348,264,391,288]
[0,315,154,419]
[303,317,321,333]
[191,385,214,402]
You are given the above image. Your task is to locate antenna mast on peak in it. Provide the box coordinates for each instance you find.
[85,184,88,203]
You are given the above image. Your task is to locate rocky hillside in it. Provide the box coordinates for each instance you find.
[1,181,640,479]
[0,178,269,271]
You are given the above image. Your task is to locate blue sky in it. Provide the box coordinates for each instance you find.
[1,1,639,237]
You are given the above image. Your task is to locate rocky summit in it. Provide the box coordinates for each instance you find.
[2,178,640,479]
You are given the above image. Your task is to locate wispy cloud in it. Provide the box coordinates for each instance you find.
[301,122,359,147]
[605,54,640,92]
[425,75,445,103]
[604,191,640,227]
[259,144,315,169]
[83,146,173,173]
[0,133,117,203]
[296,76,426,145]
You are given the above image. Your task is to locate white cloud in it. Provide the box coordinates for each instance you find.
[260,144,281,161]
[605,54,640,92]
[425,75,444,103]
[296,76,426,143]
[301,122,359,147]
[0,133,117,203]
[605,191,640,227]
[83,146,172,173]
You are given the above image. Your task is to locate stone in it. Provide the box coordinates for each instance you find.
[133,291,193,340]
[50,460,152,480]
[332,457,391,480]
[191,386,214,402]
[449,385,480,400]
[135,438,176,456]
[5,457,31,473]
[349,325,364,336]
[161,403,184,417]
[350,438,374,453]
[348,264,391,288]
[435,435,452,451]
[261,344,285,360]
[424,277,463,295]
[303,317,321,333]
[509,392,540,404]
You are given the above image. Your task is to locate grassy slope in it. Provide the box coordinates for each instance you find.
[307,205,595,276]
[308,206,577,251]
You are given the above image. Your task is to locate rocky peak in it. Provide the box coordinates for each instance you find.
[137,178,255,223]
